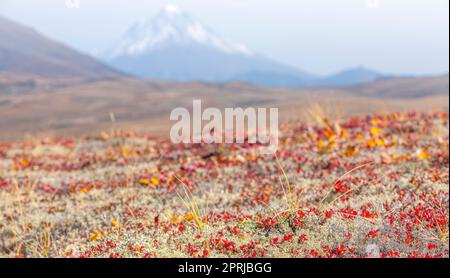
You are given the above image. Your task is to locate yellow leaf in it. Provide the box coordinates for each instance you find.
[344,145,358,157]
[317,140,325,149]
[122,149,131,157]
[324,128,337,143]
[89,230,103,242]
[151,177,160,186]
[170,215,183,224]
[328,134,337,143]
[111,220,119,227]
[375,138,385,147]
[417,148,430,160]
[184,213,194,221]
[20,159,29,167]
[139,178,149,186]
[366,140,376,148]
[328,141,337,149]
[79,187,90,193]
[370,127,383,136]
[11,163,19,171]
[340,129,349,139]
[371,119,381,126]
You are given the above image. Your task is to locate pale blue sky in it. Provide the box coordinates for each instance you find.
[0,0,448,75]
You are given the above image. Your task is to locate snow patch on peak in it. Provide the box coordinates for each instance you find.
[164,4,181,15]
[102,5,253,59]
[185,22,253,56]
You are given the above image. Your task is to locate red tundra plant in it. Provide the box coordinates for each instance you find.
[0,112,447,258]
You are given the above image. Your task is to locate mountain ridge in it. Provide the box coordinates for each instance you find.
[101,5,317,86]
[0,15,122,80]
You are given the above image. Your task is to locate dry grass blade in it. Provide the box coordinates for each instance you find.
[274,153,298,214]
[173,174,204,231]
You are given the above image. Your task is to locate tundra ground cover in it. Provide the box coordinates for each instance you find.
[0,112,448,258]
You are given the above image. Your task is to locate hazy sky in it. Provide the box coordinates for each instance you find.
[0,0,448,76]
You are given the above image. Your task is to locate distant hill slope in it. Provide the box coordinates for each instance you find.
[0,75,448,140]
[232,67,387,88]
[0,16,122,80]
[348,76,449,98]
[314,67,383,87]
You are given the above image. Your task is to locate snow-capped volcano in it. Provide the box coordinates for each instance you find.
[104,4,252,59]
[101,5,316,85]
